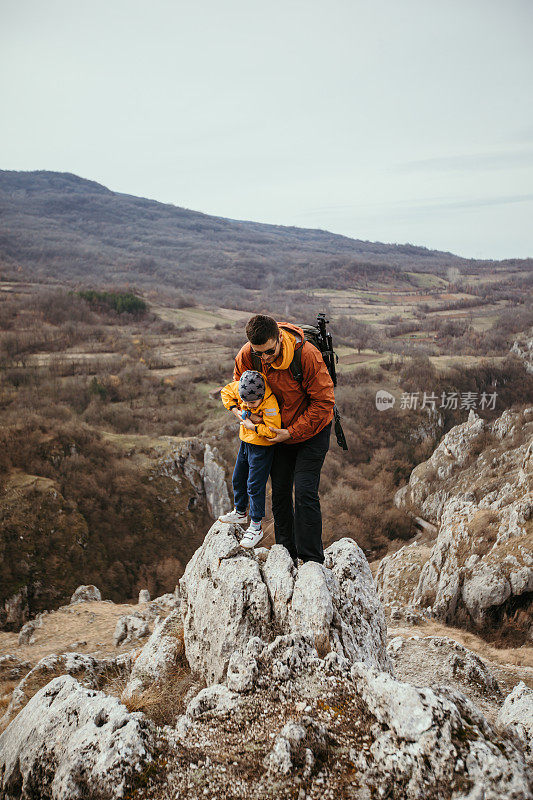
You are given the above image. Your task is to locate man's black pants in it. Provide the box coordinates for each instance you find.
[270,422,331,564]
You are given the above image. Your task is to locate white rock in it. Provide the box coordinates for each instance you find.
[113,614,150,647]
[122,608,183,699]
[350,662,532,799]
[1,651,131,728]
[289,561,334,656]
[179,522,270,684]
[262,544,295,627]
[180,523,391,686]
[497,681,533,760]
[0,675,156,800]
[226,650,258,693]
[323,539,392,671]
[185,684,240,719]
[138,589,151,603]
[70,584,102,604]
[203,443,231,518]
[462,564,511,618]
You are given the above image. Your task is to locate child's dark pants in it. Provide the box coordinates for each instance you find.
[232,441,275,522]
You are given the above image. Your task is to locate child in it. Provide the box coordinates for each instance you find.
[219,370,281,548]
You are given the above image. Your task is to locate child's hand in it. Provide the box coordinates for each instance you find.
[241,418,256,431]
[249,412,262,423]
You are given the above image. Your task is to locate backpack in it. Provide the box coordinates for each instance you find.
[251,313,348,450]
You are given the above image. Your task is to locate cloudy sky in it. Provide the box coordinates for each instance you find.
[2,0,532,259]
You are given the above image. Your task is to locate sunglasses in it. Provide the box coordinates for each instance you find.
[251,339,279,357]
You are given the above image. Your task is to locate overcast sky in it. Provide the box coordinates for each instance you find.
[2,0,532,259]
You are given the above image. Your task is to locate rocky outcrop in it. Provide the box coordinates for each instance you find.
[2,510,531,800]
[113,614,150,647]
[1,650,134,729]
[122,609,184,700]
[175,626,532,800]
[69,584,102,604]
[1,587,29,631]
[0,675,158,800]
[161,438,231,519]
[388,635,501,707]
[393,407,533,641]
[179,523,391,686]
[375,540,433,607]
[497,681,533,762]
[203,443,231,518]
[511,328,533,374]
[350,664,530,800]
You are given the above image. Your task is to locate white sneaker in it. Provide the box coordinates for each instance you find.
[240,523,263,549]
[218,508,247,524]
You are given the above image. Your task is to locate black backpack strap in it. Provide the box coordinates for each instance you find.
[289,345,303,383]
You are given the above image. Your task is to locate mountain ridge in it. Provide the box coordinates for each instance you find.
[2,169,530,298]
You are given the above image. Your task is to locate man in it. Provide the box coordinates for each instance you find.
[232,314,335,565]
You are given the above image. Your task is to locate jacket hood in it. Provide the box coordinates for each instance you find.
[271,323,304,371]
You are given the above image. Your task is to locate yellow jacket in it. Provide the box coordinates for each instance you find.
[220,380,281,446]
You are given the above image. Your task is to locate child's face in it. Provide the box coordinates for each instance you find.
[246,398,262,409]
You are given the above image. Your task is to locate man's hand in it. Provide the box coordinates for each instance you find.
[268,428,291,444]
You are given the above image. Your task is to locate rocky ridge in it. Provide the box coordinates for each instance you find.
[388,405,533,644]
[1,519,532,799]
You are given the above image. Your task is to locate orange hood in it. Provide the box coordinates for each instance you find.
[270,323,304,371]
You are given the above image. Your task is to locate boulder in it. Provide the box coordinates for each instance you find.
[138,589,151,603]
[69,584,102,604]
[264,717,328,777]
[0,675,156,800]
[1,651,134,728]
[179,522,391,686]
[321,539,390,669]
[113,614,150,647]
[179,522,271,684]
[497,681,533,762]
[388,635,501,700]
[17,616,42,646]
[122,609,184,699]
[351,663,532,800]
[0,654,32,682]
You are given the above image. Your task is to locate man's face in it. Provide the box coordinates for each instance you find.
[250,336,281,365]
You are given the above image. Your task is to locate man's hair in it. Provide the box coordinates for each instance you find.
[245,315,279,345]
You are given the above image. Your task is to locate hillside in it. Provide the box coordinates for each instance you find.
[0,519,532,799]
[1,170,531,303]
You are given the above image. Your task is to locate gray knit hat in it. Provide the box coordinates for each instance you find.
[238,370,265,402]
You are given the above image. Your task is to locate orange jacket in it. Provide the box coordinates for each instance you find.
[220,380,281,445]
[233,322,335,444]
